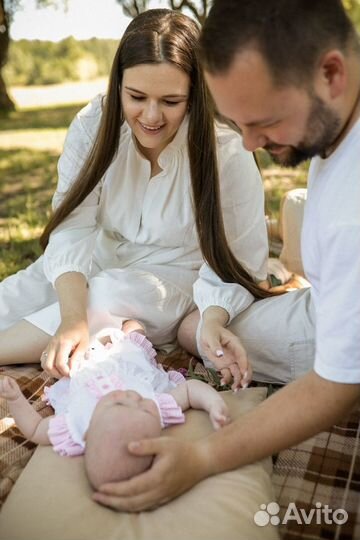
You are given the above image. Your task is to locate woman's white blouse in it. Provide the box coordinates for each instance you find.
[43,94,268,321]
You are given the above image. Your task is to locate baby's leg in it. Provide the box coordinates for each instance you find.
[95,319,146,347]
[0,320,50,365]
[87,268,195,351]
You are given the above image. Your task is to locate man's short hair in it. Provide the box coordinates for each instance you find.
[201,0,358,86]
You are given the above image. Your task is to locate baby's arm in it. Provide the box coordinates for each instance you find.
[0,376,51,445]
[169,379,231,430]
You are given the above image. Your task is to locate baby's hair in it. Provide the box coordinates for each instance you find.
[85,404,161,489]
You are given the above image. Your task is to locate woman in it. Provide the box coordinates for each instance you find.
[0,9,270,380]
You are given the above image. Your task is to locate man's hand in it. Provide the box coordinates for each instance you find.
[93,437,211,512]
[94,374,360,513]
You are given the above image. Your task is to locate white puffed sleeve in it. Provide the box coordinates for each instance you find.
[193,265,255,322]
[43,96,103,286]
[194,128,268,322]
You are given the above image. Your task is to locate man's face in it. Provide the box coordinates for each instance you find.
[205,49,340,166]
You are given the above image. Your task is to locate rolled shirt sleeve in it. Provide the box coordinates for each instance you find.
[43,97,103,285]
[194,264,254,322]
[194,130,268,322]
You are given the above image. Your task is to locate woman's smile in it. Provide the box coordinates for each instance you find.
[121,62,190,163]
[138,121,166,135]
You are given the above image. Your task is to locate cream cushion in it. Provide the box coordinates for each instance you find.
[0,388,279,540]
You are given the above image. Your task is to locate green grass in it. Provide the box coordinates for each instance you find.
[256,149,308,218]
[0,147,58,280]
[263,167,308,217]
[0,103,91,279]
[0,102,86,131]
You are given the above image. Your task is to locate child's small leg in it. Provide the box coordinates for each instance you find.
[93,319,146,347]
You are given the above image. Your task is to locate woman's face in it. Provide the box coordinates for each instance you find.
[121,62,190,161]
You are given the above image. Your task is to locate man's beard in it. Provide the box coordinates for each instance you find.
[265,96,341,167]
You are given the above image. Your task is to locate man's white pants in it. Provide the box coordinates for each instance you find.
[198,188,315,384]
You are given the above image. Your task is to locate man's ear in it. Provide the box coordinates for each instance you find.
[318,49,347,100]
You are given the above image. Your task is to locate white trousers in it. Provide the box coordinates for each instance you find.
[228,287,315,383]
[2,189,310,366]
[279,188,307,276]
[0,258,195,353]
[198,189,314,384]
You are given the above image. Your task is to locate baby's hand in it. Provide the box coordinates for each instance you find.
[209,398,231,430]
[0,376,22,401]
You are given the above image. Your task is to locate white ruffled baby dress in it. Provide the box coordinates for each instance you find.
[43,330,186,456]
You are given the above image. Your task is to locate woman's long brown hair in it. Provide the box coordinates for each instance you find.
[40,8,272,300]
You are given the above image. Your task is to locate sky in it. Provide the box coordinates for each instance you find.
[10,0,170,41]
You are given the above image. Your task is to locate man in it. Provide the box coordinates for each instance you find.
[94,0,360,511]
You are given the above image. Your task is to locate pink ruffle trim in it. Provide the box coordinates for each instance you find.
[156,393,185,428]
[127,332,157,365]
[42,386,51,405]
[168,370,186,385]
[48,414,84,457]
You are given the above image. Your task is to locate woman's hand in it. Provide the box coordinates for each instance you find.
[200,307,252,390]
[93,437,212,512]
[41,271,89,378]
[40,317,89,378]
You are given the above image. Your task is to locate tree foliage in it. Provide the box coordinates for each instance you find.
[1,0,68,110]
[4,37,117,85]
[118,0,149,18]
[1,0,16,109]
[343,0,360,28]
[4,0,68,22]
[117,1,360,29]
[116,0,211,25]
[168,0,210,25]
[2,0,360,112]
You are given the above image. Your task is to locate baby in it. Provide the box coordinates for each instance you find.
[0,327,231,490]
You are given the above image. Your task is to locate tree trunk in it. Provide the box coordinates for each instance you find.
[0,70,14,111]
[0,0,15,112]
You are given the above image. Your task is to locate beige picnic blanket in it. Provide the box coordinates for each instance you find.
[1,356,359,540]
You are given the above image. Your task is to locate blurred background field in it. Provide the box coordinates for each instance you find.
[0,79,307,281]
[7,0,356,279]
[0,87,100,280]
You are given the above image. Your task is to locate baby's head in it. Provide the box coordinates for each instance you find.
[85,390,162,490]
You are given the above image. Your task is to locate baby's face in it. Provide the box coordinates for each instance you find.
[95,389,160,423]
